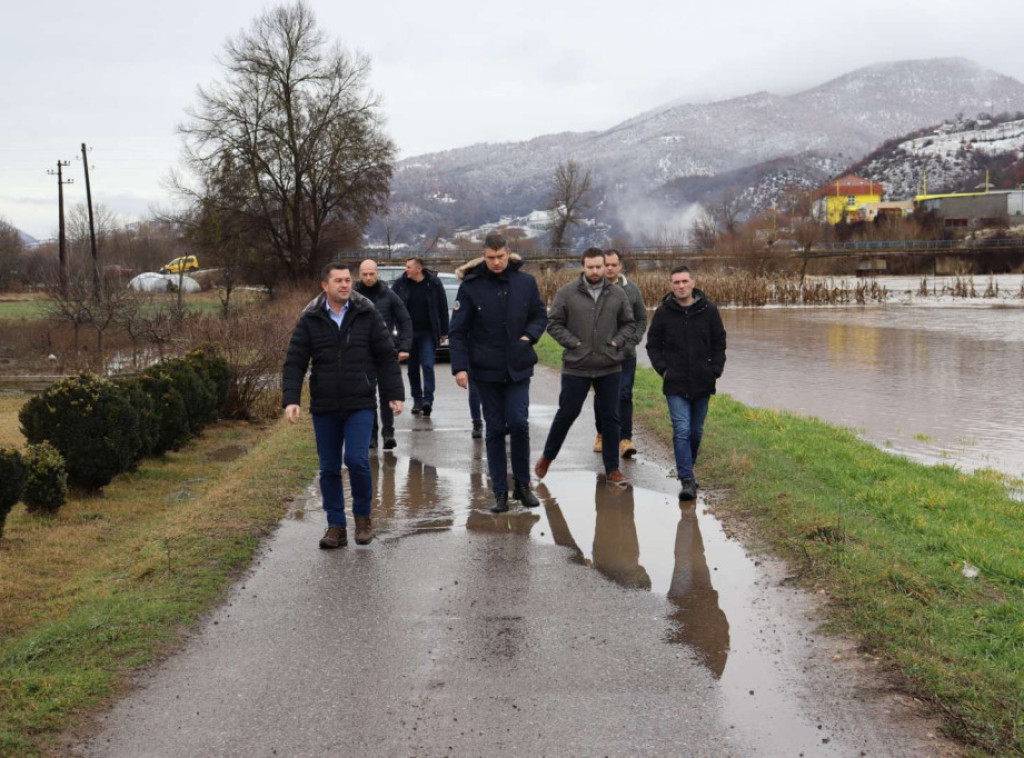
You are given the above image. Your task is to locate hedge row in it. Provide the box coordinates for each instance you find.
[18,350,232,491]
[0,442,68,538]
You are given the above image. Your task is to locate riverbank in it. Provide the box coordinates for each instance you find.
[537,336,1024,755]
[0,399,314,756]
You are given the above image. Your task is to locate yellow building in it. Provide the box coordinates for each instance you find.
[813,175,884,225]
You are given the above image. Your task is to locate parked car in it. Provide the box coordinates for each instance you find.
[376,266,458,361]
[160,255,199,275]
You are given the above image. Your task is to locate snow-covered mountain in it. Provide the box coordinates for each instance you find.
[378,58,1024,246]
[849,114,1024,200]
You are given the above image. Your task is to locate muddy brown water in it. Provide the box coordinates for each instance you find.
[640,305,1024,479]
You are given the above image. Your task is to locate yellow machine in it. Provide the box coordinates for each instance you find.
[160,255,199,275]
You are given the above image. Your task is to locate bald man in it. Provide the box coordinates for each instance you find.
[354,259,413,449]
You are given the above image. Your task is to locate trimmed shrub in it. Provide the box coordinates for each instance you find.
[115,376,161,462]
[134,373,191,454]
[23,442,69,515]
[145,358,217,435]
[19,373,142,489]
[187,348,231,415]
[0,446,27,538]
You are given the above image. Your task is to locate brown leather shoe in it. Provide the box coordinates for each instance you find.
[319,525,347,549]
[354,516,374,545]
[620,438,637,458]
[534,456,551,479]
[592,433,603,453]
[605,469,629,486]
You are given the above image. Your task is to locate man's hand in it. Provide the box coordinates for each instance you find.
[398,351,409,362]
[455,370,469,389]
[285,404,301,424]
[389,400,404,415]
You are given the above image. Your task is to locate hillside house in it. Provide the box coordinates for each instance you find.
[812,175,884,225]
[916,189,1024,228]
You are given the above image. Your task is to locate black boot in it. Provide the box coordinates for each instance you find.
[472,420,483,439]
[512,479,540,508]
[489,492,510,514]
[679,477,697,501]
[382,427,396,450]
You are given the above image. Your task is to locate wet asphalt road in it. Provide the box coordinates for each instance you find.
[74,366,948,757]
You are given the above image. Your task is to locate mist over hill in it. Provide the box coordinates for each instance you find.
[374,58,1024,247]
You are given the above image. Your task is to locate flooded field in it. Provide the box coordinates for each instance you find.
[641,302,1024,478]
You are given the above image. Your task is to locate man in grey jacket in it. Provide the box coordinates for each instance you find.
[535,248,636,485]
[592,249,647,459]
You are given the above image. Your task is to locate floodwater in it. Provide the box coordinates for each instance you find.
[641,304,1024,478]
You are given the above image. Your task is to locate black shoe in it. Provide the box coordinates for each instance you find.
[412,402,423,415]
[472,420,483,439]
[489,492,509,513]
[679,477,697,501]
[382,428,396,450]
[422,402,432,417]
[512,480,540,508]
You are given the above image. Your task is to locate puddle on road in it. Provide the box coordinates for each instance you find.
[289,454,856,754]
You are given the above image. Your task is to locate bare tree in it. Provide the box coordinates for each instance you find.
[689,209,719,251]
[793,219,825,287]
[175,1,395,282]
[547,159,593,251]
[0,216,24,291]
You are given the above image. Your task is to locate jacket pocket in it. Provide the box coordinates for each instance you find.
[509,339,538,372]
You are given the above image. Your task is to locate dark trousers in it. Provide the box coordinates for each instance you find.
[543,372,621,473]
[595,356,636,440]
[469,379,482,423]
[407,331,436,405]
[311,409,375,527]
[374,400,394,439]
[475,378,531,495]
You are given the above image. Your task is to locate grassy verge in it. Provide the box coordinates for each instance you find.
[537,335,1024,755]
[0,409,315,756]
[0,290,266,320]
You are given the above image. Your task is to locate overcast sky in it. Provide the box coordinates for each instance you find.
[4,0,1024,240]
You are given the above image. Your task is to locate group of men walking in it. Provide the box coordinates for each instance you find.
[282,233,726,549]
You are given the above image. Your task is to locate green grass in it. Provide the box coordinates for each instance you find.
[0,299,49,319]
[0,291,264,321]
[538,334,1024,755]
[0,415,315,756]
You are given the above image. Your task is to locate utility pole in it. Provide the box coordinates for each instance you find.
[47,160,73,298]
[81,143,100,297]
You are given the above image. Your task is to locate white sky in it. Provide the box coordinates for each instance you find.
[4,0,1024,239]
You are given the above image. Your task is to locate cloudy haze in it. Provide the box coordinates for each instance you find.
[4,0,1024,239]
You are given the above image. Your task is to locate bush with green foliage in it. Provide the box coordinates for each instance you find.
[19,373,142,489]
[187,348,231,414]
[115,376,161,462]
[0,446,27,538]
[23,442,69,515]
[145,358,216,435]
[134,373,191,454]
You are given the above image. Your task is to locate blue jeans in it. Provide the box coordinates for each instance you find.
[666,395,710,481]
[312,409,375,527]
[469,379,482,423]
[475,378,531,494]
[543,373,621,474]
[595,356,636,440]
[407,331,436,405]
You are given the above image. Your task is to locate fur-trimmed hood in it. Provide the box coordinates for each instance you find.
[455,253,523,280]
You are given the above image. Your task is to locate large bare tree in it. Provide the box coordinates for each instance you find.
[547,159,593,251]
[176,1,395,281]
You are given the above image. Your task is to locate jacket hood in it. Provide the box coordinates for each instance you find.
[661,288,709,314]
[303,289,376,316]
[456,253,523,281]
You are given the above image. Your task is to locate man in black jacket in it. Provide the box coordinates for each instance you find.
[391,257,449,417]
[356,259,412,450]
[282,262,405,549]
[645,265,726,501]
[449,233,548,513]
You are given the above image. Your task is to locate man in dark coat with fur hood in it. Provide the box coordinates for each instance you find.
[283,261,405,549]
[449,233,548,513]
